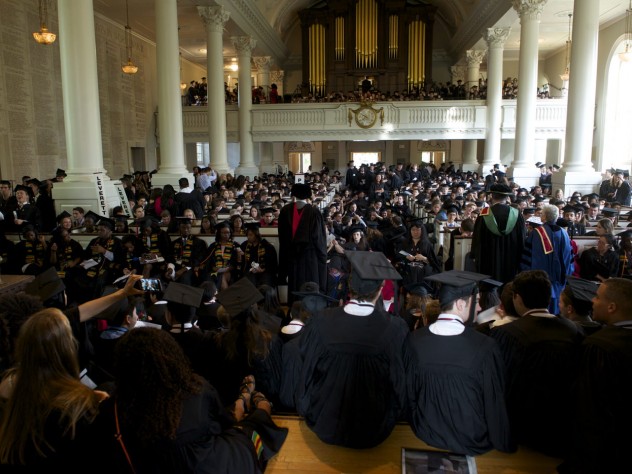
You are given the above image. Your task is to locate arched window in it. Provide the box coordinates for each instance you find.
[602,38,632,171]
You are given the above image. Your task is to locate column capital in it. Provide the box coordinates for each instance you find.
[270,70,284,84]
[512,0,547,21]
[485,27,511,48]
[466,50,486,67]
[198,6,230,33]
[231,36,257,56]
[253,56,273,71]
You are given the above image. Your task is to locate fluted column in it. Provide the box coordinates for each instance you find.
[198,6,231,174]
[259,142,276,175]
[554,0,602,195]
[152,0,190,187]
[510,0,547,187]
[253,56,272,101]
[466,50,485,99]
[483,27,511,173]
[232,36,258,179]
[52,0,121,215]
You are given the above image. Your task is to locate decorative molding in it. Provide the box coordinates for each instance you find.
[270,70,285,84]
[450,66,466,83]
[288,141,315,152]
[197,6,230,33]
[449,0,511,58]
[216,0,289,60]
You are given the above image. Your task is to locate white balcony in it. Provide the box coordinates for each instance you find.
[180,100,568,143]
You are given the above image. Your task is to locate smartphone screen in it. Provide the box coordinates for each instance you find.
[140,278,161,292]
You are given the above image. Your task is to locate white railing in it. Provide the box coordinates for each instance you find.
[179,99,568,142]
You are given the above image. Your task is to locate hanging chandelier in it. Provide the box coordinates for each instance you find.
[121,0,138,74]
[559,13,572,82]
[620,0,632,62]
[33,0,56,45]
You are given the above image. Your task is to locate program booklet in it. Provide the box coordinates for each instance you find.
[402,447,477,474]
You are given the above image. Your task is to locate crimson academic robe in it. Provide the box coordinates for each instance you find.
[278,202,327,298]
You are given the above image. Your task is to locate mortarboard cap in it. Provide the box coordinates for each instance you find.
[27,178,42,187]
[601,207,618,217]
[56,168,67,177]
[56,210,71,223]
[345,251,402,294]
[24,267,66,303]
[216,277,263,318]
[552,164,561,170]
[14,184,30,194]
[261,207,275,214]
[562,205,577,214]
[291,183,312,200]
[175,216,193,226]
[425,270,491,307]
[139,215,161,229]
[214,220,230,231]
[96,216,115,230]
[489,183,513,196]
[84,210,102,224]
[523,207,536,216]
[535,162,544,168]
[292,281,338,313]
[365,220,379,228]
[162,282,204,308]
[565,276,598,305]
[615,169,626,175]
[526,216,543,226]
[243,221,261,231]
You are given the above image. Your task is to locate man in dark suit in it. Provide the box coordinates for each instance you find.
[175,177,205,218]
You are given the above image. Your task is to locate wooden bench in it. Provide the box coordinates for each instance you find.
[267,416,562,474]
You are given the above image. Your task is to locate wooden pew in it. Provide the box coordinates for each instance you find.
[267,416,561,474]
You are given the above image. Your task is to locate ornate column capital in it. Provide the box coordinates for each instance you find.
[197,6,230,33]
[512,0,548,21]
[253,56,273,71]
[485,27,511,48]
[231,36,257,56]
[466,50,486,67]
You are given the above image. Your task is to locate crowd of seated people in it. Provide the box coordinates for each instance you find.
[0,159,631,471]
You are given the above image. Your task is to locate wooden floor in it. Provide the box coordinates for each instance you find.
[267,416,562,474]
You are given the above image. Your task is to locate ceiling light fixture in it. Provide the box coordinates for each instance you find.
[33,0,56,45]
[620,0,632,62]
[121,0,138,74]
[559,13,572,82]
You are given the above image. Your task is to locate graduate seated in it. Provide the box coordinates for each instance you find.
[404,270,515,456]
[296,251,409,448]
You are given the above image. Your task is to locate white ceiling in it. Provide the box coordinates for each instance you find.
[92,0,630,68]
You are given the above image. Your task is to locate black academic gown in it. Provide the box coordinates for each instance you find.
[87,382,287,474]
[471,204,525,283]
[278,202,327,298]
[559,324,632,474]
[404,325,515,455]
[296,305,409,448]
[489,315,583,457]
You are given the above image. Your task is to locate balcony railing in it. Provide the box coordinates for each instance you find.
[179,99,568,143]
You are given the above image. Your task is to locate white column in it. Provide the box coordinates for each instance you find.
[510,0,547,187]
[253,56,272,101]
[152,0,190,187]
[52,0,121,216]
[271,70,285,97]
[232,36,259,179]
[259,143,276,175]
[462,140,478,172]
[483,27,511,173]
[466,50,485,99]
[554,0,603,195]
[198,6,231,174]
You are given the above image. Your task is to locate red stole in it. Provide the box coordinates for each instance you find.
[292,204,305,239]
